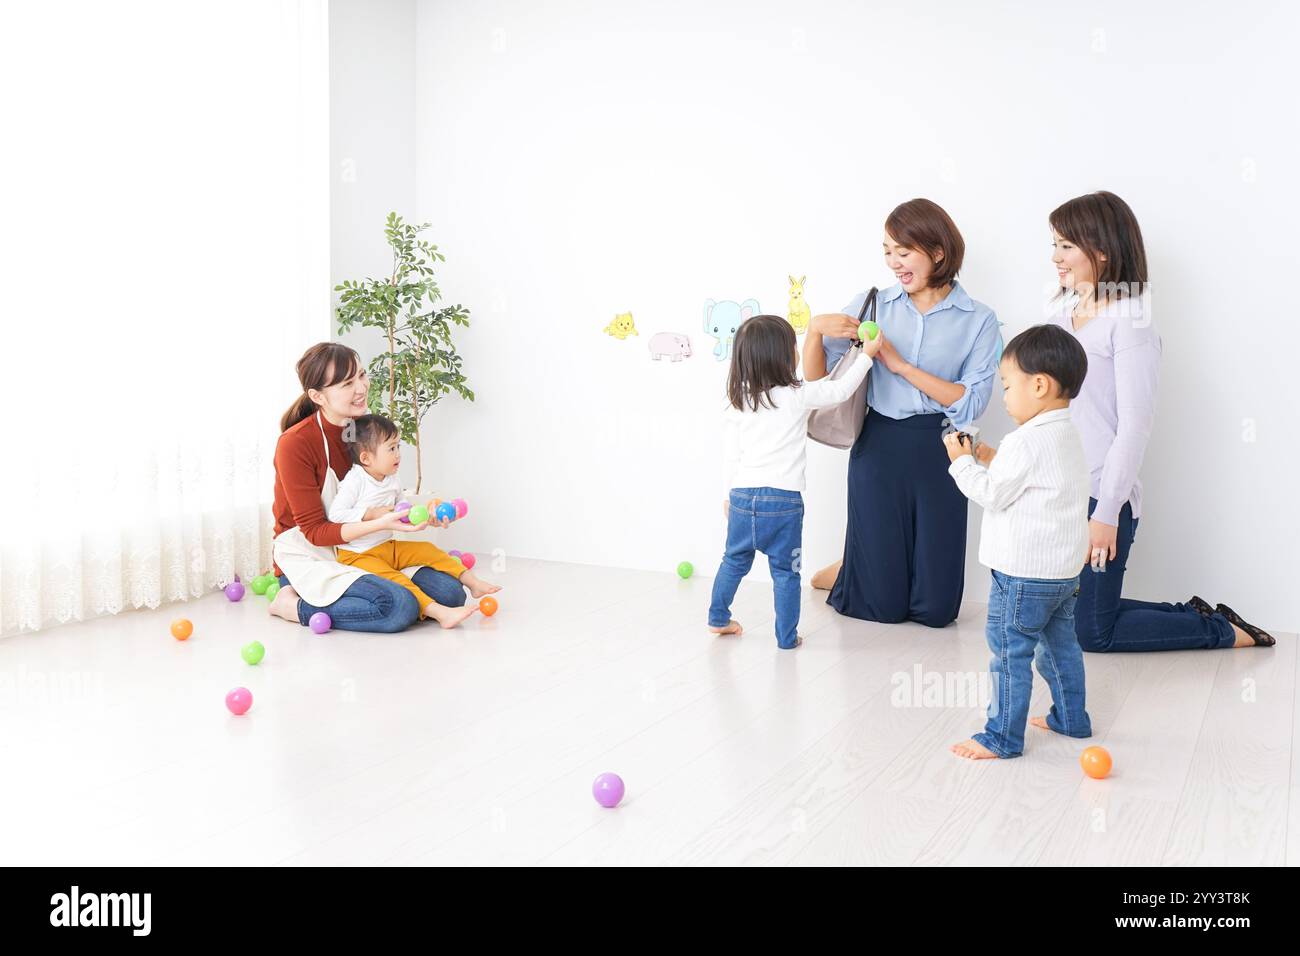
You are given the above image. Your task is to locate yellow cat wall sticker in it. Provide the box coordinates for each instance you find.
[787,275,811,334]
[603,312,639,340]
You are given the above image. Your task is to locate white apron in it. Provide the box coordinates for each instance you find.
[272,412,427,608]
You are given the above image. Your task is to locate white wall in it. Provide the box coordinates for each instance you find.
[402,0,1298,630]
[330,0,418,362]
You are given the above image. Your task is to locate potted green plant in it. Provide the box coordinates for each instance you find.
[335,212,473,493]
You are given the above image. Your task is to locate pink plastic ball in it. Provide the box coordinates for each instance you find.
[592,772,625,808]
[225,687,253,715]
[452,498,468,519]
[460,552,476,570]
[224,581,246,602]
[309,611,332,634]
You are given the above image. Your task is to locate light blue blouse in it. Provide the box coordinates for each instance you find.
[823,280,1002,429]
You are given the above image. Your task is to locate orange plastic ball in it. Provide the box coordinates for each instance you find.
[1080,746,1112,779]
[479,596,498,617]
[170,618,193,641]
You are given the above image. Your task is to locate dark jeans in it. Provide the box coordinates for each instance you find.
[709,487,804,649]
[277,566,466,634]
[1075,498,1235,652]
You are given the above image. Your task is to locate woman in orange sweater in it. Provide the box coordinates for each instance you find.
[270,342,482,632]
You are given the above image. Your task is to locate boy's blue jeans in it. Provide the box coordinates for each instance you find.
[709,487,804,649]
[974,569,1093,758]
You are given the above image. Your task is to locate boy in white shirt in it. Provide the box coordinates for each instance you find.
[329,415,499,627]
[710,314,881,648]
[944,325,1093,759]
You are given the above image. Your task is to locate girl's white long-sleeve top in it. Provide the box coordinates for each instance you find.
[722,352,872,494]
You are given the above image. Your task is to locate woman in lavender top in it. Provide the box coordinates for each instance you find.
[1046,191,1273,651]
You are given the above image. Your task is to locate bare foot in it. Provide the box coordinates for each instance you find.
[810,560,841,591]
[950,738,999,760]
[1230,623,1254,648]
[424,602,480,629]
[1029,716,1049,731]
[268,585,300,623]
[710,620,743,636]
[460,571,501,600]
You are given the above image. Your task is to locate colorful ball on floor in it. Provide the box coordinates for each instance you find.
[448,550,462,559]
[309,612,332,634]
[265,580,281,601]
[225,687,253,715]
[241,641,265,665]
[435,502,457,523]
[459,552,476,570]
[407,504,430,525]
[1080,746,1112,779]
[479,596,498,617]
[676,561,694,579]
[170,618,193,641]
[592,772,625,808]
[250,575,270,595]
[451,498,468,519]
[224,581,246,602]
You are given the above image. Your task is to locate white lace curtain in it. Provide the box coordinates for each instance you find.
[0,0,330,635]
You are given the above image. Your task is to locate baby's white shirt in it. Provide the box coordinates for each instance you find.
[328,465,403,553]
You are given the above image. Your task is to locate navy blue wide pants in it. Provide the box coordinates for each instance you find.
[828,410,967,627]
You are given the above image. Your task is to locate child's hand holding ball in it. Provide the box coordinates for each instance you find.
[942,432,971,463]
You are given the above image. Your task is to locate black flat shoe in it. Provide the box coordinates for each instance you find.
[1216,602,1276,647]
[1187,595,1215,616]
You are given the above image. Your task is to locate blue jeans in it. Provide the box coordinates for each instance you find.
[1075,499,1235,652]
[709,487,804,649]
[974,570,1092,758]
[277,566,466,634]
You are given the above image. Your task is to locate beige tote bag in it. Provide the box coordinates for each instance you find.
[807,287,877,449]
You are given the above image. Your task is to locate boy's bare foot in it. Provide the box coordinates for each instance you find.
[424,603,480,629]
[810,560,841,591]
[460,571,501,600]
[710,620,743,636]
[268,585,300,623]
[950,738,998,760]
[1029,716,1049,731]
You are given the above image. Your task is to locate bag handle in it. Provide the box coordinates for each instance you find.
[851,287,879,349]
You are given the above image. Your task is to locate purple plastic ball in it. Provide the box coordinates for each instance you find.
[396,500,412,524]
[224,581,246,602]
[309,611,332,634]
[592,772,625,808]
[448,550,462,559]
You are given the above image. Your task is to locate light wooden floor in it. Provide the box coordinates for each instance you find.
[1,557,1295,866]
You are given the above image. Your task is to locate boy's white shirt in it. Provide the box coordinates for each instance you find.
[948,406,1091,580]
[328,464,403,553]
[723,353,872,495]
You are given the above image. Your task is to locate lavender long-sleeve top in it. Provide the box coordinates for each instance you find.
[1048,293,1161,526]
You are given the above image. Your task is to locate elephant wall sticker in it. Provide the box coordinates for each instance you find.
[703,298,760,361]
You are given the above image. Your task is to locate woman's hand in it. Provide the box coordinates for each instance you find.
[875,334,910,374]
[1088,518,1119,563]
[812,313,861,339]
[377,510,429,533]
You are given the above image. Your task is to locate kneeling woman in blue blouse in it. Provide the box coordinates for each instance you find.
[804,198,1002,627]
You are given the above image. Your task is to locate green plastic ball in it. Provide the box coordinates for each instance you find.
[241,641,265,665]
[677,561,694,580]
[250,575,270,595]
[408,504,430,525]
[858,320,880,341]
[265,580,281,601]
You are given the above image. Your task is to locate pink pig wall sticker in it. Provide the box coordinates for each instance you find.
[648,332,692,362]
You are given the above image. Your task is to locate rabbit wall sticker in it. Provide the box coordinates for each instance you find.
[787,275,811,333]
